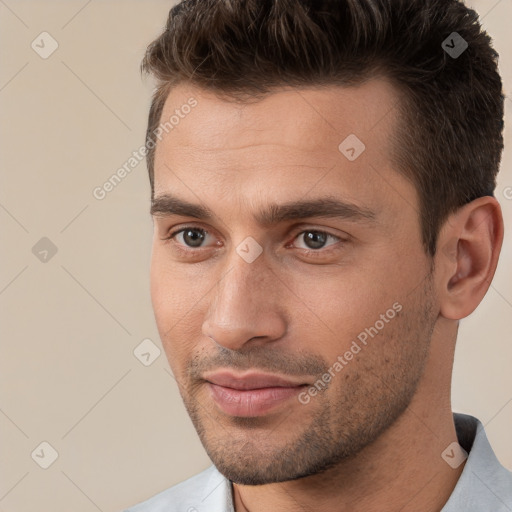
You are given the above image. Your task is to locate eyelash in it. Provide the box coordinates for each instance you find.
[161,226,344,259]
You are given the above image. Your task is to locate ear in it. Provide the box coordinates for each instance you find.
[435,196,504,320]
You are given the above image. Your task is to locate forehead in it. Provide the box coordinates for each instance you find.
[156,79,399,157]
[152,79,415,223]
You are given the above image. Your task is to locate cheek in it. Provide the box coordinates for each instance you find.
[150,245,207,322]
[286,264,404,354]
[150,248,212,365]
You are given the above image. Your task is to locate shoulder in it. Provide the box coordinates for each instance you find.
[123,465,233,512]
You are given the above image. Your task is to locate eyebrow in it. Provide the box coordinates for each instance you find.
[150,193,377,226]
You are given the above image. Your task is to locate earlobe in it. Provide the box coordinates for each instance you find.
[437,197,504,321]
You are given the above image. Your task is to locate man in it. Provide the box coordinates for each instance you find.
[125,0,511,510]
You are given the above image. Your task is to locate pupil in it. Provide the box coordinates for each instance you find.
[184,229,204,247]
[305,231,326,249]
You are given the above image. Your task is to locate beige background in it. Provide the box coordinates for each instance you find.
[0,1,511,511]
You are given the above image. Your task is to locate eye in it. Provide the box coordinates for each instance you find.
[165,227,216,249]
[162,226,344,259]
[292,230,341,251]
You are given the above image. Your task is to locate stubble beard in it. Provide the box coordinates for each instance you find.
[177,276,437,485]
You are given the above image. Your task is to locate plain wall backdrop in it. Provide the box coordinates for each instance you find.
[0,1,511,511]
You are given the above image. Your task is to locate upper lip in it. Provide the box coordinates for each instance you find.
[203,371,308,390]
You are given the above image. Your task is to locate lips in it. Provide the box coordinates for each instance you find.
[204,371,307,390]
[203,371,309,417]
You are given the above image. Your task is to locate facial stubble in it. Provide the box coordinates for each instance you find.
[175,275,437,485]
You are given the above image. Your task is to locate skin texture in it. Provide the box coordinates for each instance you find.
[149,80,503,512]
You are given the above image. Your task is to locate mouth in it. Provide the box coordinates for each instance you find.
[203,370,310,417]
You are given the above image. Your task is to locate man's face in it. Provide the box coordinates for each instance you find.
[150,80,438,484]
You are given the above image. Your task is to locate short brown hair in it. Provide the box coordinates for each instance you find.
[141,0,504,255]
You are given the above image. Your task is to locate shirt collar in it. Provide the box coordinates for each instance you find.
[441,412,512,511]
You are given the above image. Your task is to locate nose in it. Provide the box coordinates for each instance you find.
[201,252,287,351]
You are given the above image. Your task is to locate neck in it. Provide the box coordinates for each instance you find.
[233,323,464,512]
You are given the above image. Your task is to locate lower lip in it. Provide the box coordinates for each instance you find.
[207,382,305,417]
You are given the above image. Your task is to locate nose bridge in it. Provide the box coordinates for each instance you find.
[211,251,271,324]
[202,249,286,350]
